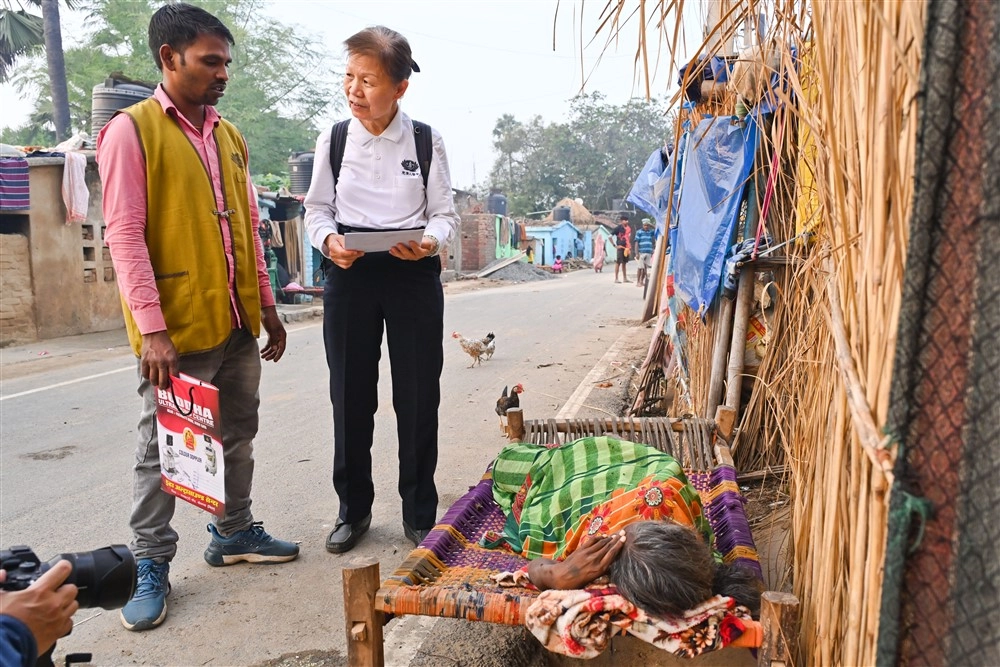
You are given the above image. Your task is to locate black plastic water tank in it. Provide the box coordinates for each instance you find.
[487,193,507,216]
[288,151,315,195]
[91,78,154,132]
[553,205,571,222]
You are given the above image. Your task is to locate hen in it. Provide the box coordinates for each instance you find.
[452,331,496,367]
[495,383,524,433]
[481,332,496,361]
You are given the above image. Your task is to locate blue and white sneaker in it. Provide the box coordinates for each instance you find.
[203,521,299,567]
[120,558,170,631]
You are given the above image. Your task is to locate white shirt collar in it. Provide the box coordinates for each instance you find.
[349,107,406,146]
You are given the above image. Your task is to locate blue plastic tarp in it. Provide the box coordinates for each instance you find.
[626,148,672,233]
[672,116,759,315]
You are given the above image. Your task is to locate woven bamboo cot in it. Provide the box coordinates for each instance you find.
[341,414,799,667]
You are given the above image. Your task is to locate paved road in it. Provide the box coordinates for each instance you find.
[0,269,648,666]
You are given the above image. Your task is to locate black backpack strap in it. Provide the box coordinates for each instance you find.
[330,118,431,188]
[328,119,351,184]
[412,120,433,189]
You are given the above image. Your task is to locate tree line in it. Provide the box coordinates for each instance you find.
[488,92,675,217]
[1,0,338,176]
[2,2,672,201]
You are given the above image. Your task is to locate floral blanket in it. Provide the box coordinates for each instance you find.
[493,570,752,659]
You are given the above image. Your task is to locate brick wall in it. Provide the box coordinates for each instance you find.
[0,232,37,345]
[459,213,497,272]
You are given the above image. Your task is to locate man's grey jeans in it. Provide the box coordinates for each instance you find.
[129,328,262,561]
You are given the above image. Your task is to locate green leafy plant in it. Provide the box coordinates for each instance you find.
[252,172,288,192]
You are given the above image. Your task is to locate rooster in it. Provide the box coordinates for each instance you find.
[495,383,524,433]
[452,331,496,367]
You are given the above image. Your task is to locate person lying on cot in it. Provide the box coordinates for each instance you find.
[487,436,762,617]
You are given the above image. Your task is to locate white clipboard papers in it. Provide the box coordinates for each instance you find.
[342,229,424,252]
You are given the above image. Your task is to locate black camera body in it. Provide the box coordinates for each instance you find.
[1,544,136,610]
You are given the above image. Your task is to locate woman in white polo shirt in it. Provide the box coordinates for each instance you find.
[303,25,460,555]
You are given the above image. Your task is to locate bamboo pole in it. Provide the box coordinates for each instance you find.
[725,266,756,412]
[704,296,736,419]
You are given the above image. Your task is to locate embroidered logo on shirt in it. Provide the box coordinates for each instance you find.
[400,159,419,175]
[231,152,246,170]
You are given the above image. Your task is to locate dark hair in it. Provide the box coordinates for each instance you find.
[609,522,762,617]
[345,25,418,84]
[620,213,629,220]
[148,2,235,71]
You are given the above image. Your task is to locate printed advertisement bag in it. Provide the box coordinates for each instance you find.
[156,373,225,516]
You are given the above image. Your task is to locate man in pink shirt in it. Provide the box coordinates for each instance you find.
[97,2,297,633]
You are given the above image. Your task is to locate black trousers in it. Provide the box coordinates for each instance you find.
[323,252,443,529]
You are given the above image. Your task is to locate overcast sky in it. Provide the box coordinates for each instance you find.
[0,0,700,188]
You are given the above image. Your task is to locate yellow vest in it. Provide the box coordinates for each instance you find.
[118,98,261,356]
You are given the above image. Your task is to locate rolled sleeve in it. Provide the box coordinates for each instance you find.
[303,127,338,258]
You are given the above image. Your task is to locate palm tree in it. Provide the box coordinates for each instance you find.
[0,2,43,81]
[0,0,75,140]
[39,0,68,139]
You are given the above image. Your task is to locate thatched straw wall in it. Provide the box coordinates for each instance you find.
[593,1,926,664]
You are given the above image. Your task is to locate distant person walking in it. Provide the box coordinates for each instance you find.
[592,233,606,273]
[613,213,631,283]
[633,218,656,287]
[97,2,298,633]
[303,26,460,554]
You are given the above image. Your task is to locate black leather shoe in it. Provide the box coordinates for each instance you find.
[325,513,372,553]
[402,522,432,547]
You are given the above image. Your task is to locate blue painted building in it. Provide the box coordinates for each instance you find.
[524,219,583,265]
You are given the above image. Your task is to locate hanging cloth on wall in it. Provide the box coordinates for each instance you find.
[62,152,90,224]
[283,217,302,282]
[0,157,30,211]
[498,215,511,246]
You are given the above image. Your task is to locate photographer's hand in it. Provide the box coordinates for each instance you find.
[0,560,79,655]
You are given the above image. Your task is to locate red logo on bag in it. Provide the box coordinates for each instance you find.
[183,428,196,451]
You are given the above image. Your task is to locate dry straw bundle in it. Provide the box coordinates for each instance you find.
[590,0,926,664]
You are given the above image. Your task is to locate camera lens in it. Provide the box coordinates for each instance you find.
[49,545,136,609]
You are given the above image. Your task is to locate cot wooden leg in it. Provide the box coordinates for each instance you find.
[343,557,385,667]
[506,407,526,442]
[757,591,800,667]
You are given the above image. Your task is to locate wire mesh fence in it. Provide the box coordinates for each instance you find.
[878,1,1000,665]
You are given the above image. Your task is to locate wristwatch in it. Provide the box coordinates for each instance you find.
[424,233,441,257]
